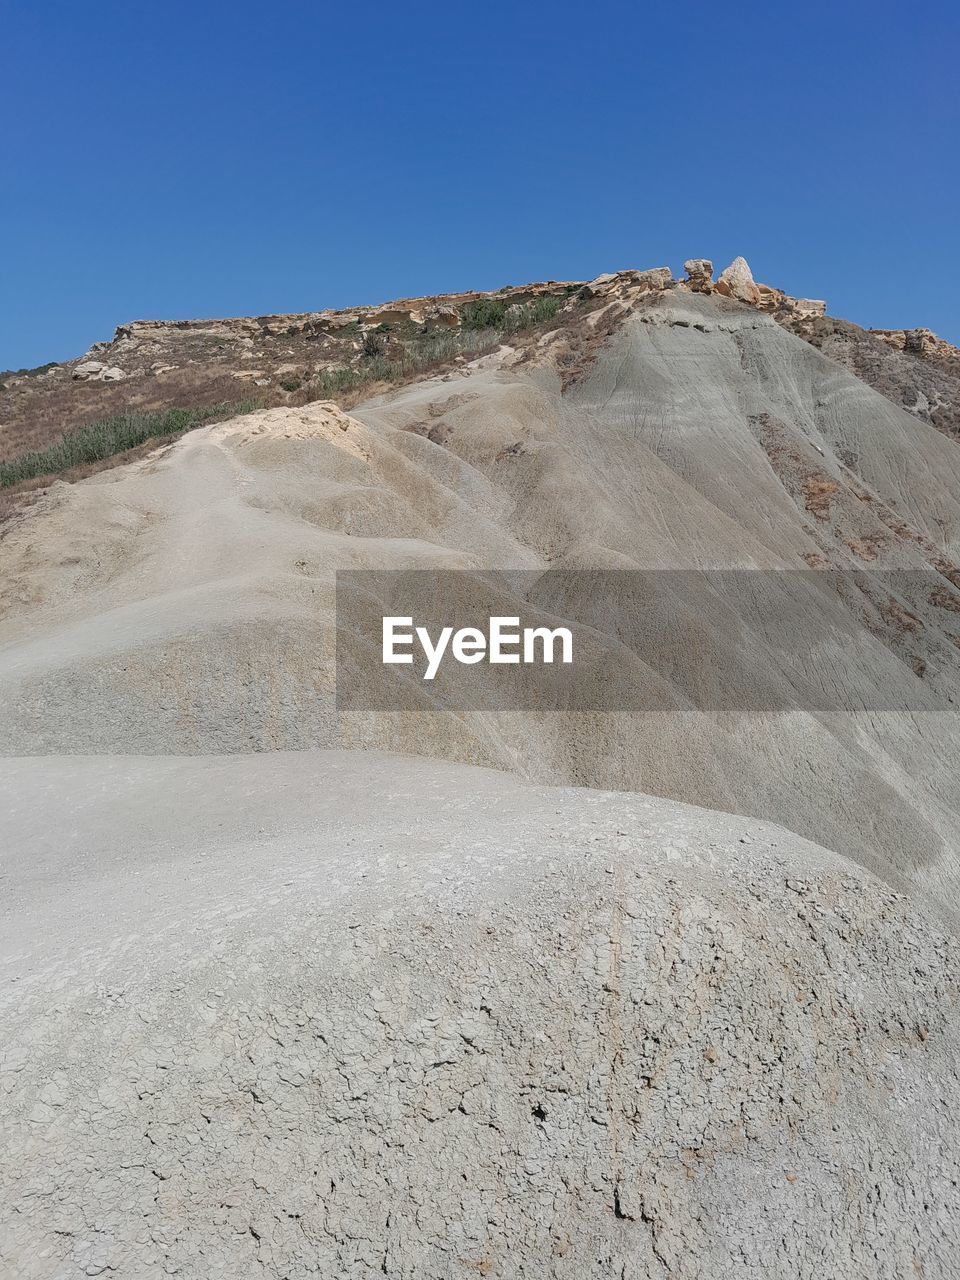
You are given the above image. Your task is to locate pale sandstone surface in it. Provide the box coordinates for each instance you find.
[714,257,762,305]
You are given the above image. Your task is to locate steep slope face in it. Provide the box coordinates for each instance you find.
[2,751,958,1280]
[780,314,960,441]
[2,289,960,912]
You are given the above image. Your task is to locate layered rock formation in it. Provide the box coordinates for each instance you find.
[872,325,960,365]
[682,257,713,291]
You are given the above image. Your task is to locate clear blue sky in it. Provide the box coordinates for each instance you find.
[2,0,957,370]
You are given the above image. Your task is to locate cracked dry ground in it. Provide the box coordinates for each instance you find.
[2,754,959,1279]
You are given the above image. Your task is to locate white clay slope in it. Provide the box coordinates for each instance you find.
[2,292,960,911]
[1,750,958,1279]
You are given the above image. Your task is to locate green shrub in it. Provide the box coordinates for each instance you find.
[462,294,565,333]
[309,366,366,396]
[362,331,388,358]
[460,298,508,330]
[530,294,563,323]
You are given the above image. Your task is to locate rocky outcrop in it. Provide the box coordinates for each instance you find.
[776,314,960,441]
[580,268,673,301]
[872,326,960,364]
[714,256,762,305]
[677,257,826,321]
[755,285,827,320]
[71,360,126,382]
[683,258,713,291]
[580,272,619,298]
[432,304,460,328]
[107,279,583,348]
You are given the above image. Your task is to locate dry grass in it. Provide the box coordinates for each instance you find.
[0,402,260,489]
[0,367,273,461]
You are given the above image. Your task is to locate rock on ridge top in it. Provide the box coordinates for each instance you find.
[680,254,827,321]
[714,255,762,305]
[683,258,714,291]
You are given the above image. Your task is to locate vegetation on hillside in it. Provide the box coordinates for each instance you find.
[0,402,259,488]
[293,295,569,403]
[0,290,576,492]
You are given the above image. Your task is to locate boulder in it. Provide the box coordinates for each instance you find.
[683,258,714,291]
[792,298,827,319]
[430,305,460,328]
[71,361,127,383]
[715,256,762,305]
[579,272,618,299]
[634,266,673,290]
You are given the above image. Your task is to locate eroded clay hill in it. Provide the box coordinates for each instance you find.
[2,752,958,1279]
[2,273,960,916]
[3,260,960,1278]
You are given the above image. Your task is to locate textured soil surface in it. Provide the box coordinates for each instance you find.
[3,275,960,1277]
[3,751,959,1279]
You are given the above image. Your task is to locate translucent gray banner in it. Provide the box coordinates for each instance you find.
[335,569,960,712]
